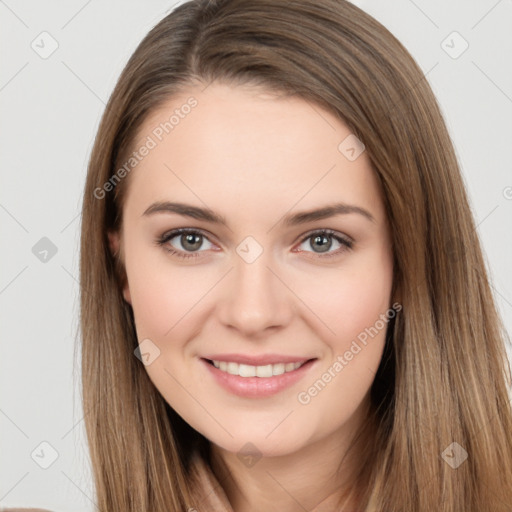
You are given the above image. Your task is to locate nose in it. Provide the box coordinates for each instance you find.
[217,249,294,337]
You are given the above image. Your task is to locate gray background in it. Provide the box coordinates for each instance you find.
[1,0,511,510]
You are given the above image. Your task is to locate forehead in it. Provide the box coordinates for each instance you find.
[122,82,385,225]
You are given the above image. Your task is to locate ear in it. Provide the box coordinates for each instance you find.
[107,230,132,305]
[107,229,120,257]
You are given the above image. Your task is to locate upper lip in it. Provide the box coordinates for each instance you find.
[202,354,315,366]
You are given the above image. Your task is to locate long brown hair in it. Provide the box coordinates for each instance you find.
[79,0,512,509]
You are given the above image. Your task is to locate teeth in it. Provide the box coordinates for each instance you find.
[239,364,256,377]
[227,362,238,375]
[211,360,305,378]
[272,363,285,376]
[256,364,272,377]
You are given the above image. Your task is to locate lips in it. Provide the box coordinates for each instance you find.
[201,355,317,398]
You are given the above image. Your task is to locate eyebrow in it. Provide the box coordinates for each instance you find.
[142,201,375,226]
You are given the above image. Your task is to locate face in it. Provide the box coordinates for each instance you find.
[108,82,394,458]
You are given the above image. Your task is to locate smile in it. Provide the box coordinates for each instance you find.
[210,360,306,378]
[201,357,317,398]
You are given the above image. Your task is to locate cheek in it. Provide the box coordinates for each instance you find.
[290,251,393,405]
[293,254,393,350]
[130,276,199,338]
[292,271,392,434]
[125,246,214,340]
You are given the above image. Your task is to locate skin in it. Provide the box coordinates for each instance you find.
[108,82,394,511]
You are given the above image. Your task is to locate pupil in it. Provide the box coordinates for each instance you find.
[182,233,202,251]
[312,234,331,253]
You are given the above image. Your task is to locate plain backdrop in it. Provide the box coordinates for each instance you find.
[1,0,511,510]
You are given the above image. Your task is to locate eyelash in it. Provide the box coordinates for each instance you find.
[155,227,353,261]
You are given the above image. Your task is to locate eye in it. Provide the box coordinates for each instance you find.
[156,227,353,260]
[294,229,353,259]
[156,228,215,259]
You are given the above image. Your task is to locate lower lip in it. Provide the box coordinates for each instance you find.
[201,358,316,398]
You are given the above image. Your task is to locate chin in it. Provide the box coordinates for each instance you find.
[206,425,311,460]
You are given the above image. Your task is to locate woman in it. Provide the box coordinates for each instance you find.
[26,0,512,510]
